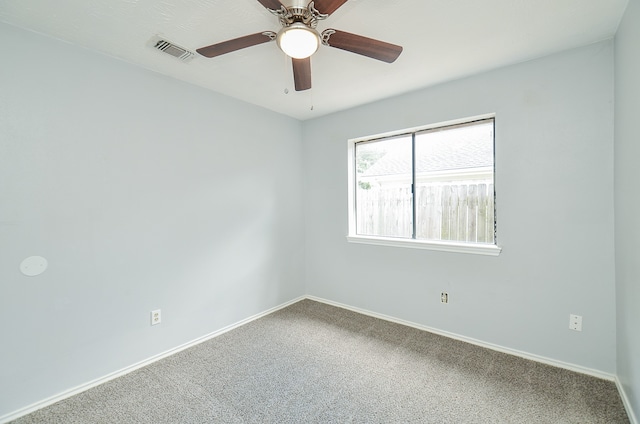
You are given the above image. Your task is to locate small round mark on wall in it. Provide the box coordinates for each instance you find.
[20,256,48,277]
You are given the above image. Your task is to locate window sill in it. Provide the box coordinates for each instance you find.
[346,235,502,256]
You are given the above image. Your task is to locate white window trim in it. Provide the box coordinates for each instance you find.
[346,113,501,256]
[346,235,502,256]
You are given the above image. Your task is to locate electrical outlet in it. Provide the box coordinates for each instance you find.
[569,314,582,331]
[441,292,449,304]
[151,309,161,326]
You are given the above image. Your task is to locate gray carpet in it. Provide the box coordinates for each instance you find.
[12,299,629,423]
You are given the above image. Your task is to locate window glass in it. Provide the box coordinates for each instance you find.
[355,136,412,238]
[351,117,495,246]
[415,120,494,243]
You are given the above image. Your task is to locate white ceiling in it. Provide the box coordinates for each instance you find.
[0,0,628,120]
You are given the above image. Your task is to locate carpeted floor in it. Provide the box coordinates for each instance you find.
[12,299,630,423]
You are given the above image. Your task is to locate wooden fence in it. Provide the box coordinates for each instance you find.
[356,182,494,243]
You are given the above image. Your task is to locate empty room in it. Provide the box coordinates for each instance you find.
[1,0,639,422]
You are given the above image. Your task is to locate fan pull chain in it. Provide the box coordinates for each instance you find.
[283,53,291,94]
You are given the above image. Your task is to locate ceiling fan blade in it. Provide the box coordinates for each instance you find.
[257,0,285,11]
[322,29,402,63]
[312,0,349,16]
[196,32,275,58]
[292,57,312,91]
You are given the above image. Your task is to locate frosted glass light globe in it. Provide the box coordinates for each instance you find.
[277,24,320,59]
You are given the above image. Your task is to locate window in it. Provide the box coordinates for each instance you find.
[347,115,500,255]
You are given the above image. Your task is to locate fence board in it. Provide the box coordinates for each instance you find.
[356,180,494,244]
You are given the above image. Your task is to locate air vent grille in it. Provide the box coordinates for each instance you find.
[154,40,194,61]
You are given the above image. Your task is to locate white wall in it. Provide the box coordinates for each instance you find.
[303,41,616,374]
[0,14,629,420]
[0,22,304,417]
[615,0,640,419]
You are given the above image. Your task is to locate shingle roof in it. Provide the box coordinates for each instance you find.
[360,123,493,177]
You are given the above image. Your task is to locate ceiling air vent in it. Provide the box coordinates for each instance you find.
[153,39,195,62]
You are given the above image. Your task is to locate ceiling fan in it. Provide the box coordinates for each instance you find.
[196,0,403,91]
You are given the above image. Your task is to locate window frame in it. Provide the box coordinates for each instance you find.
[347,114,501,256]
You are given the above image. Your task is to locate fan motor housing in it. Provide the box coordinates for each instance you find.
[271,3,328,28]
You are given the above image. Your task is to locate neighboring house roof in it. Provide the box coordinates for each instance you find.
[361,123,493,177]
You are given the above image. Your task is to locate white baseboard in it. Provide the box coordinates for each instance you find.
[616,377,639,424]
[0,296,305,424]
[306,295,616,382]
[2,294,635,423]
[307,295,640,423]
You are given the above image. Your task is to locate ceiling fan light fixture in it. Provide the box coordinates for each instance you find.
[277,23,320,59]
[197,0,404,92]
